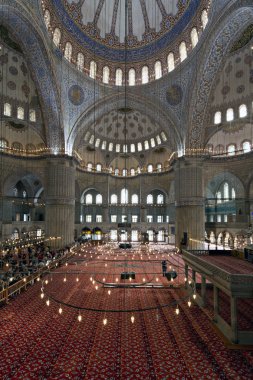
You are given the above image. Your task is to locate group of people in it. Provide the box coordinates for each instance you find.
[0,243,69,288]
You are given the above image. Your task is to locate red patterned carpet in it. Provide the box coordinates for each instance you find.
[0,244,252,379]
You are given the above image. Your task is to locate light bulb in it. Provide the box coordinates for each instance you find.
[116,278,118,282]
[90,277,93,281]
[131,315,135,323]
[92,280,95,285]
[143,278,145,282]
[184,277,187,282]
[95,285,98,290]
[23,278,26,282]
[78,314,82,322]
[193,293,196,300]
[129,277,132,281]
[37,277,40,282]
[45,279,48,285]
[63,277,67,282]
[175,306,180,315]
[46,299,50,306]
[103,318,107,326]
[103,278,105,282]
[187,300,191,307]
[40,292,44,299]
[76,277,79,282]
[59,307,63,314]
[108,290,111,295]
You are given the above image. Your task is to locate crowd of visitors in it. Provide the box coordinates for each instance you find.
[0,243,70,288]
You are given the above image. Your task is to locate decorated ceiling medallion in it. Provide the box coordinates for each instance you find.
[166,84,183,106]
[68,84,84,106]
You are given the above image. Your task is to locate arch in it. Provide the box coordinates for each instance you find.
[0,4,63,150]
[188,6,253,148]
[128,68,136,86]
[141,66,149,84]
[131,194,139,204]
[179,41,187,62]
[3,103,11,116]
[239,104,247,118]
[115,68,123,86]
[191,27,198,48]
[206,172,245,200]
[90,61,97,78]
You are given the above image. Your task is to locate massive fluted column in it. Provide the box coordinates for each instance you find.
[174,157,205,249]
[45,157,76,249]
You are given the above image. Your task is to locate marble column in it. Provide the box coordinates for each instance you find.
[174,157,205,249]
[45,157,76,249]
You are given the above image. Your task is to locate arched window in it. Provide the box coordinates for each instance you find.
[214,111,221,125]
[227,144,236,156]
[53,28,61,47]
[90,61,97,79]
[96,163,102,172]
[242,141,251,153]
[147,164,153,173]
[12,142,22,150]
[215,145,224,154]
[64,42,72,61]
[13,187,18,197]
[17,107,24,120]
[167,52,175,73]
[23,190,27,198]
[224,183,229,200]
[239,104,247,118]
[132,194,138,204]
[4,103,11,116]
[29,109,36,122]
[128,68,135,86]
[121,188,128,204]
[154,61,162,79]
[103,66,110,84]
[157,163,162,172]
[115,68,123,86]
[111,194,117,204]
[147,194,153,204]
[123,144,128,153]
[86,194,92,204]
[137,166,141,174]
[96,194,102,204]
[141,66,149,84]
[108,142,113,151]
[87,162,92,172]
[232,188,236,199]
[157,194,164,204]
[156,135,161,145]
[137,142,142,152]
[26,143,36,151]
[201,9,208,29]
[130,168,135,176]
[0,138,8,150]
[116,144,120,153]
[115,168,119,176]
[161,131,167,142]
[226,108,234,122]
[44,10,50,29]
[130,144,135,153]
[101,141,106,150]
[89,135,94,145]
[150,138,155,148]
[179,42,187,62]
[95,138,100,148]
[122,169,127,176]
[190,27,198,48]
[216,191,221,204]
[84,131,90,141]
[77,53,84,71]
[144,140,149,150]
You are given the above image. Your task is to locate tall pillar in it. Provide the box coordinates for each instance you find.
[45,157,76,249]
[174,157,205,249]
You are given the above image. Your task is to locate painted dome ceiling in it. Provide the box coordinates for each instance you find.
[45,0,201,62]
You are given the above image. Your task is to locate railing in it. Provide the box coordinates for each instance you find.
[1,147,253,177]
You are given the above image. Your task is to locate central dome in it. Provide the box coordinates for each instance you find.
[49,0,201,61]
